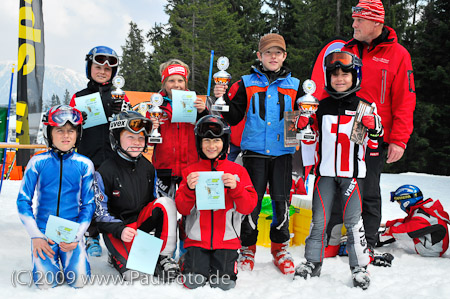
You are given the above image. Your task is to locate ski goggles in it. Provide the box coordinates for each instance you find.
[352,6,382,16]
[390,191,423,202]
[109,118,152,134]
[196,121,229,138]
[93,54,119,67]
[324,51,361,69]
[46,106,83,127]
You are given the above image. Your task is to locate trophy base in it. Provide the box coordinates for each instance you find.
[212,104,229,112]
[148,137,162,144]
[296,132,316,141]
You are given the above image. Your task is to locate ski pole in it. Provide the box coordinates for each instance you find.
[0,64,15,194]
[206,50,214,97]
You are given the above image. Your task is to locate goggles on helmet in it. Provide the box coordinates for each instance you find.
[110,118,152,135]
[325,51,361,70]
[93,54,119,67]
[46,107,83,127]
[352,6,382,16]
[196,122,224,138]
[390,190,423,202]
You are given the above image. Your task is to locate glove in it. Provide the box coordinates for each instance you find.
[111,98,124,114]
[375,228,396,247]
[362,113,383,138]
[81,111,88,126]
[371,252,394,267]
[295,115,312,130]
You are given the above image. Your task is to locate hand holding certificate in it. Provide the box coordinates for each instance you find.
[126,230,163,275]
[171,89,197,123]
[74,92,108,129]
[195,171,225,210]
[45,215,80,244]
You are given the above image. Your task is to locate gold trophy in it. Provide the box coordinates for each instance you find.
[148,93,164,144]
[296,79,319,141]
[212,56,231,112]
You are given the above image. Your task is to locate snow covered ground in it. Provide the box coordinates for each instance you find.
[1,173,449,299]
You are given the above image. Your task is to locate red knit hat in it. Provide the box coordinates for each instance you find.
[352,0,385,23]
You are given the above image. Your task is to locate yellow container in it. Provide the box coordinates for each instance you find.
[256,215,295,247]
[292,208,313,246]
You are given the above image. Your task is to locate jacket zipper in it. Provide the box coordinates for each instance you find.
[56,154,63,216]
[380,69,387,104]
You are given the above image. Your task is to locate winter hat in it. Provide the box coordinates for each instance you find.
[259,33,286,53]
[352,0,385,23]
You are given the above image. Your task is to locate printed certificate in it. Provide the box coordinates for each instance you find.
[45,215,80,244]
[195,171,225,210]
[171,89,197,123]
[74,92,108,129]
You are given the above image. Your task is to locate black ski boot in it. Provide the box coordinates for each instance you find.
[351,266,370,290]
[294,261,322,280]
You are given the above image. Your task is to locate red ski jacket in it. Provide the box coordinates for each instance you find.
[342,26,416,149]
[150,95,203,178]
[384,198,450,257]
[175,158,257,250]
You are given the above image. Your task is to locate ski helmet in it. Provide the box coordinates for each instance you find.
[42,105,83,150]
[390,184,424,212]
[324,50,362,99]
[85,46,119,80]
[194,115,231,160]
[109,110,152,160]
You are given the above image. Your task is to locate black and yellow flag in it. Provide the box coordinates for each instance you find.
[16,0,45,167]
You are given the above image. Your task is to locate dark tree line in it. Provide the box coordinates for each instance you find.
[120,0,450,175]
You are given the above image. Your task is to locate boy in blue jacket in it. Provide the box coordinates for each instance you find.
[17,105,95,289]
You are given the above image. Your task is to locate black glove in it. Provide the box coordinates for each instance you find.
[375,228,396,247]
[371,252,394,267]
[81,111,88,126]
[111,98,124,114]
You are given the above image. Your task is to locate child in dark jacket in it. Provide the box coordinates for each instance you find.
[175,115,258,290]
[378,184,450,257]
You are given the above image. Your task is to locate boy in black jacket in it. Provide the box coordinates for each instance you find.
[94,111,179,281]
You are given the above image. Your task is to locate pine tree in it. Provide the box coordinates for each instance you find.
[121,21,151,92]
[148,0,245,94]
[51,94,60,107]
[63,89,71,105]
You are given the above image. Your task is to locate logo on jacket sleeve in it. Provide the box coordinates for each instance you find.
[112,190,120,198]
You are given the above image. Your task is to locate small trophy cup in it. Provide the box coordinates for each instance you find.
[212,57,231,112]
[148,93,164,144]
[112,75,126,103]
[110,75,129,120]
[296,79,319,141]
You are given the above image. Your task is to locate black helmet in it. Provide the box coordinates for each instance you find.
[42,105,83,152]
[109,110,152,161]
[85,46,119,81]
[324,51,362,99]
[194,115,231,160]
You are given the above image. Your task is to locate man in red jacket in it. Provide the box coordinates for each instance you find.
[176,115,257,290]
[378,185,449,257]
[340,0,416,256]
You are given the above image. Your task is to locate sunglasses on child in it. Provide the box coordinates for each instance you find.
[92,54,119,67]
[324,52,361,69]
[109,118,152,134]
[47,108,83,127]
[196,122,224,137]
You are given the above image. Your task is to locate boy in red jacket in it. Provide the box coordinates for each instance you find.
[175,115,257,290]
[378,185,450,257]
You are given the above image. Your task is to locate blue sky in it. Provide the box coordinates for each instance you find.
[0,0,168,74]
